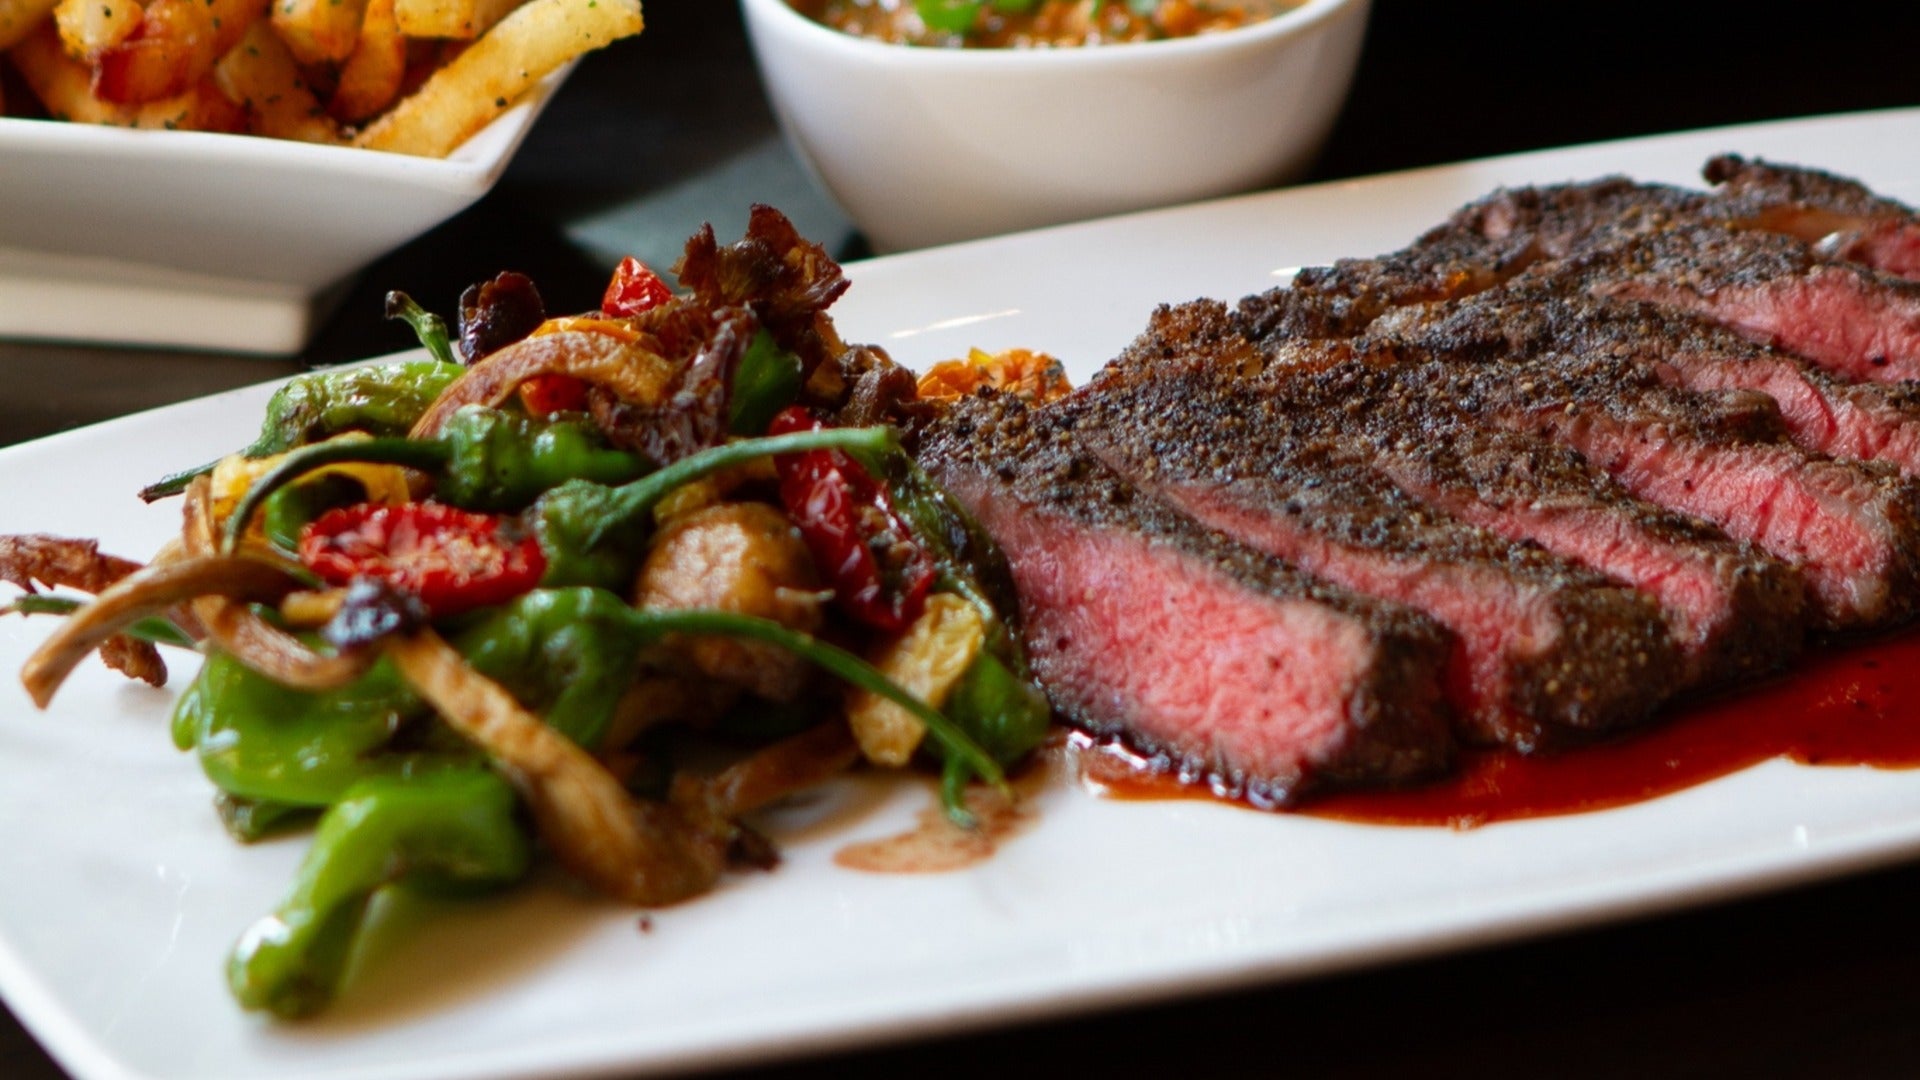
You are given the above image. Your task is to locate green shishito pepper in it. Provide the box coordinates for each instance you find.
[222,422,902,583]
[172,652,457,808]
[432,407,649,512]
[864,451,1054,785]
[728,328,804,436]
[140,360,467,502]
[447,588,656,747]
[226,767,531,1019]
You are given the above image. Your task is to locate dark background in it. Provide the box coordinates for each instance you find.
[5,1,1920,1076]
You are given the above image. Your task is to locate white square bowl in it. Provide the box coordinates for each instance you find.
[0,65,570,356]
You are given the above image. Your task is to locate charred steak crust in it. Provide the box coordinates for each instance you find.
[920,392,1456,805]
[1129,299,1806,687]
[1070,303,1694,750]
[1372,282,1920,480]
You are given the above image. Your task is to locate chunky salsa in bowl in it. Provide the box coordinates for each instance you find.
[792,0,1306,47]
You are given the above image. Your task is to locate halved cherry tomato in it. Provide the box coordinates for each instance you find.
[298,503,546,618]
[768,407,934,634]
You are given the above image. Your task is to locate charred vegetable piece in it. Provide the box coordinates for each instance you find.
[768,407,936,634]
[140,359,465,501]
[509,256,676,419]
[226,767,531,1019]
[530,425,900,589]
[458,271,546,363]
[636,501,825,703]
[299,503,547,618]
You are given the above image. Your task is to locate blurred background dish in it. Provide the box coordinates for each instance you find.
[739,0,1370,252]
[0,75,565,355]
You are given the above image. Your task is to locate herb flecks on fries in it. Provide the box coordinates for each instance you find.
[0,207,1051,1019]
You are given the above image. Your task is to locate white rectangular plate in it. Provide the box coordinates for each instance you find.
[4,106,1920,1080]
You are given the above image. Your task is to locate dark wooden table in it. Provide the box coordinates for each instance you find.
[5,2,1920,1076]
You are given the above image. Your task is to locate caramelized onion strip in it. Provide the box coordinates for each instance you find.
[19,554,298,708]
[382,628,727,906]
[694,720,860,818]
[182,476,375,691]
[409,330,681,439]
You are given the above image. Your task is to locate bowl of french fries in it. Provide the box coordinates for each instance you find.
[0,0,644,354]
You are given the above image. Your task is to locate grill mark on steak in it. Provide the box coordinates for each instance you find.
[1704,154,1920,279]
[1373,284,1920,480]
[1110,300,1805,688]
[920,392,1456,805]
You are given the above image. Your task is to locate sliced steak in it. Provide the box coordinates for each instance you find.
[1318,336,1920,632]
[920,392,1456,806]
[1567,223,1920,386]
[1704,154,1920,279]
[1268,160,1920,345]
[1162,300,1805,685]
[1072,304,1689,750]
[1269,177,1695,334]
[1103,302,1800,674]
[1374,284,1920,479]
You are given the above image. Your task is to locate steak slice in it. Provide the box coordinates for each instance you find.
[1139,300,1805,687]
[920,392,1455,806]
[1704,154,1920,279]
[1267,177,1695,335]
[1374,284,1920,479]
[1574,223,1920,386]
[1059,385,1684,752]
[1266,160,1920,344]
[1321,336,1920,632]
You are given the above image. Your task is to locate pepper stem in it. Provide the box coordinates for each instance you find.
[621,607,1007,824]
[221,438,455,554]
[586,426,899,548]
[2,594,199,649]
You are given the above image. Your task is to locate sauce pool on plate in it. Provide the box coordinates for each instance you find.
[1076,631,1920,828]
[793,0,1304,48]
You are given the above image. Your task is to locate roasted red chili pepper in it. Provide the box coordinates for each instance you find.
[768,407,935,634]
[298,503,546,618]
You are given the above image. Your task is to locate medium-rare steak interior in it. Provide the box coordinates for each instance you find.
[920,155,1920,806]
[920,392,1455,806]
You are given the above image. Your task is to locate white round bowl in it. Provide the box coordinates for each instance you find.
[739,0,1372,253]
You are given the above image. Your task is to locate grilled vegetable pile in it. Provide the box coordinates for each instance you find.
[0,207,1048,1018]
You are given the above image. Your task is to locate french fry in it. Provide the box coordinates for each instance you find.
[392,0,516,40]
[12,21,242,129]
[92,0,266,104]
[353,0,639,157]
[213,18,341,143]
[328,0,404,121]
[270,0,366,65]
[0,0,57,49]
[53,0,141,59]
